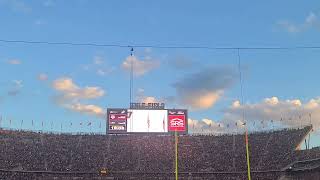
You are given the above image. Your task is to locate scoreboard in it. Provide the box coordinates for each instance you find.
[107,109,127,133]
[168,109,187,132]
[107,105,187,134]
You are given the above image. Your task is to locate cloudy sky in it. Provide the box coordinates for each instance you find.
[0,0,320,147]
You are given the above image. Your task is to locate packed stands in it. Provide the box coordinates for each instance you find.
[0,126,314,179]
[294,146,320,161]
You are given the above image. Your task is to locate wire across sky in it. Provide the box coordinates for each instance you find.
[1,39,320,50]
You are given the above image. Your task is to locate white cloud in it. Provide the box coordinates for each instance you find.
[277,12,320,33]
[34,19,46,26]
[135,88,160,104]
[224,96,320,130]
[96,68,114,76]
[13,80,23,88]
[188,118,225,134]
[53,78,77,92]
[37,73,48,81]
[189,96,320,134]
[136,88,145,94]
[173,66,237,110]
[232,100,241,108]
[277,21,301,33]
[185,96,320,135]
[64,103,105,118]
[264,97,279,105]
[52,78,104,99]
[181,90,223,110]
[96,69,106,76]
[7,59,21,65]
[134,88,177,108]
[93,56,104,65]
[306,12,317,24]
[122,56,160,77]
[7,80,23,96]
[140,96,158,103]
[81,56,114,76]
[52,77,105,118]
[0,0,32,13]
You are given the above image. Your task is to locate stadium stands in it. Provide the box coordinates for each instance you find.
[0,126,315,179]
[294,146,320,161]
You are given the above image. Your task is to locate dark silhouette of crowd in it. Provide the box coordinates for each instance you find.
[294,146,320,161]
[0,126,314,179]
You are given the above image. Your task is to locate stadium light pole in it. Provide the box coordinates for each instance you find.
[130,47,134,105]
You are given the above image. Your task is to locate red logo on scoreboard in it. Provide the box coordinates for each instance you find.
[168,115,186,132]
[109,114,127,120]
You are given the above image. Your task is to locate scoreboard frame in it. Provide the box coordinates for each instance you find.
[107,108,128,134]
[106,108,188,135]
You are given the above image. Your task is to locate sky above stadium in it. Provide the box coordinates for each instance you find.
[1,0,320,147]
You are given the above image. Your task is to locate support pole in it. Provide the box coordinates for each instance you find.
[175,131,178,180]
[238,48,251,180]
[245,130,251,180]
[129,47,134,106]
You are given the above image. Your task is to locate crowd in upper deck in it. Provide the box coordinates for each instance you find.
[0,126,313,179]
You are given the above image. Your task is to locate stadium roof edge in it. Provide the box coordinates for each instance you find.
[295,125,313,151]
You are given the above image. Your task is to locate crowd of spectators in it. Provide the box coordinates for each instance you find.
[0,126,313,179]
[294,146,320,161]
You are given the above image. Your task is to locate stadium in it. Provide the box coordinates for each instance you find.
[0,111,319,179]
[1,1,320,180]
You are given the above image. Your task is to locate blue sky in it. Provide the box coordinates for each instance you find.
[0,0,320,147]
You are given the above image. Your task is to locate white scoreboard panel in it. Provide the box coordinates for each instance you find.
[126,109,168,133]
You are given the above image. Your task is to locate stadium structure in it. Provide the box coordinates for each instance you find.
[0,124,319,179]
[0,103,319,179]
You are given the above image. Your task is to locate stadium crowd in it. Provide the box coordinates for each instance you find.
[0,126,313,179]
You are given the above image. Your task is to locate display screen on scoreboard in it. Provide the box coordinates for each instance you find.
[106,108,188,134]
[168,109,188,132]
[127,109,168,133]
[107,109,127,133]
